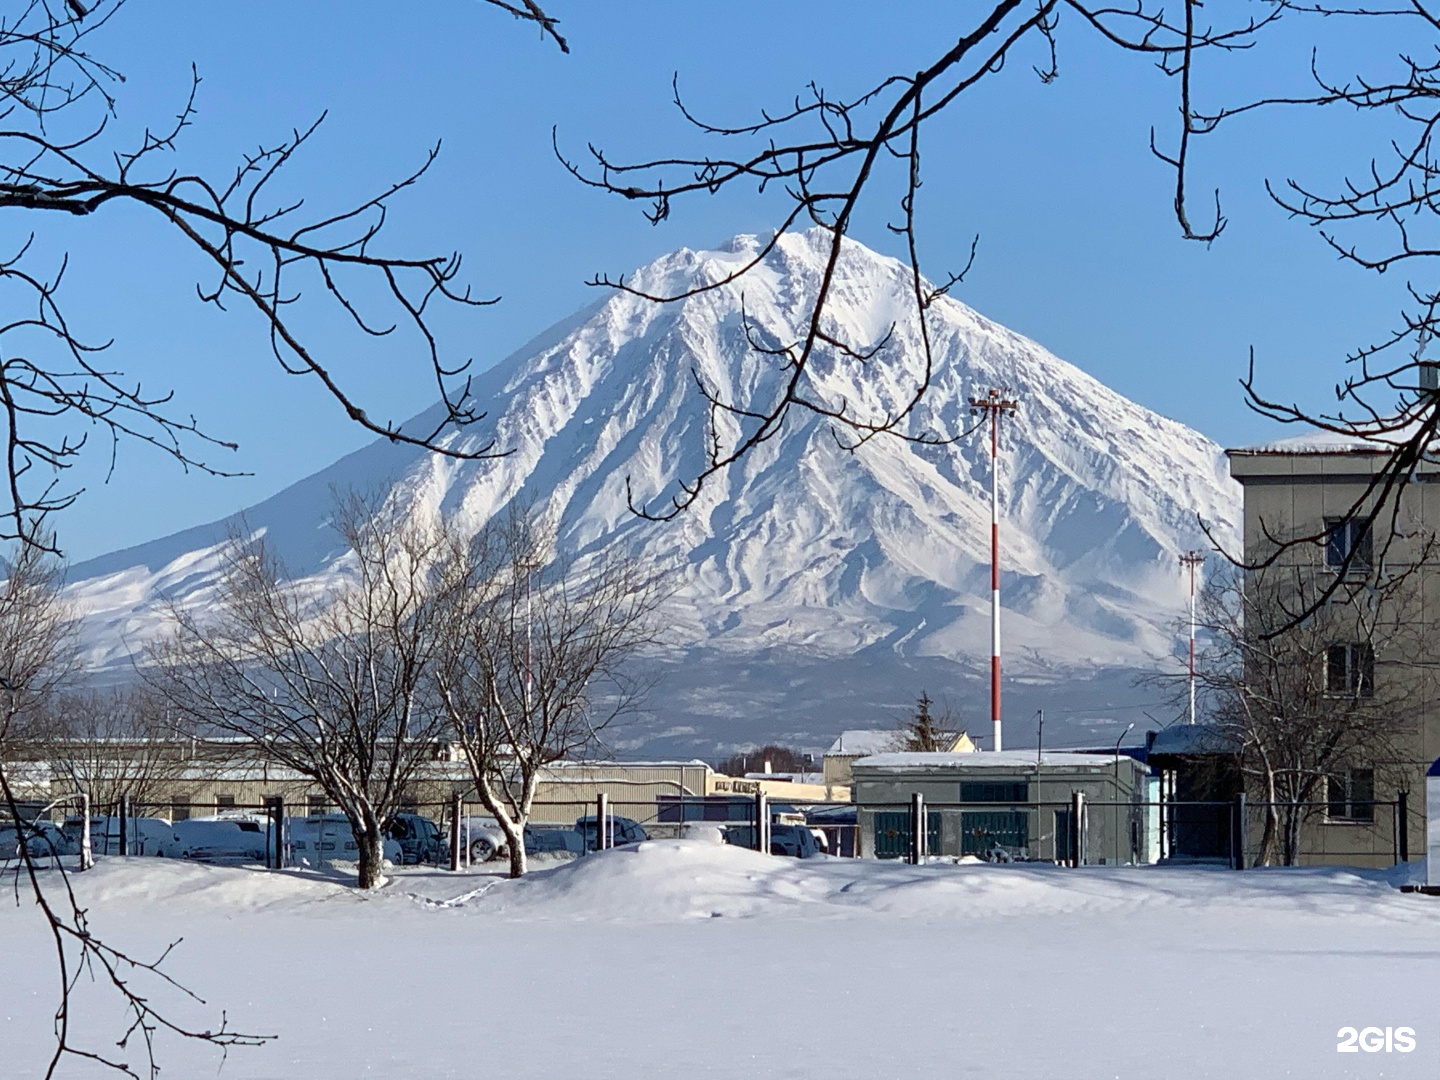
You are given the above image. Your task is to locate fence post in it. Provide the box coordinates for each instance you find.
[1070,791,1084,867]
[271,796,286,869]
[1232,792,1247,871]
[118,792,130,857]
[596,792,609,851]
[910,792,926,865]
[754,791,770,854]
[1397,790,1409,864]
[450,791,462,872]
[78,791,92,871]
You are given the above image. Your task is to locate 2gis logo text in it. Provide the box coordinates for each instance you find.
[1336,1027,1416,1053]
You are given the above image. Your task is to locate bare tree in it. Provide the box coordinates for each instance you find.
[0,539,75,738]
[1192,555,1427,866]
[0,540,268,1077]
[432,508,664,878]
[0,0,568,551]
[147,496,456,889]
[38,688,187,810]
[561,2,1282,518]
[715,745,816,776]
[1214,4,1440,586]
[557,0,1440,616]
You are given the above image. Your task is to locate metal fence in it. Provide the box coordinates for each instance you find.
[3,788,1413,873]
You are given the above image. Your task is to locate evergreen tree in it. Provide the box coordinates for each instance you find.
[903,692,956,752]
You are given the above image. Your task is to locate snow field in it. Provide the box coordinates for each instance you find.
[1,840,1437,1079]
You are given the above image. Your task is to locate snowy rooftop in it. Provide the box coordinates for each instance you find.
[855,751,1132,770]
[826,730,904,756]
[1233,425,1439,456]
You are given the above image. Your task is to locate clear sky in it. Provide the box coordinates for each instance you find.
[29,1,1417,561]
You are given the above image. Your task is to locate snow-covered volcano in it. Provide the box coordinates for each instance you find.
[66,229,1239,754]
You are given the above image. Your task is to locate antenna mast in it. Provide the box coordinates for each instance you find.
[969,388,1020,752]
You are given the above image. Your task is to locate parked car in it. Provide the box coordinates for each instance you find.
[722,823,822,858]
[770,823,822,858]
[462,817,507,863]
[173,814,271,863]
[574,814,649,851]
[526,826,586,858]
[461,818,585,863]
[288,814,402,866]
[0,819,75,860]
[62,815,180,858]
[385,813,447,865]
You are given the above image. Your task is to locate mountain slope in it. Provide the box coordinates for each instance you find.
[67,229,1239,752]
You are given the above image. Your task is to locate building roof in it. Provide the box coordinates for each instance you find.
[827,730,972,756]
[1230,425,1438,457]
[854,751,1132,770]
[1146,725,1240,757]
[826,730,904,756]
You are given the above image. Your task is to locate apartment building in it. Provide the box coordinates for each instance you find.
[1227,432,1438,866]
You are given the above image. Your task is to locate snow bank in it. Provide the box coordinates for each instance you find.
[464,839,1431,926]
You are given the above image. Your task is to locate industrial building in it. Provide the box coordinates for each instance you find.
[851,751,1150,863]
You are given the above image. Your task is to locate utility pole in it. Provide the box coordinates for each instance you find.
[969,388,1019,752]
[1179,550,1205,725]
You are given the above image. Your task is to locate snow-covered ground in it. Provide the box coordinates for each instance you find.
[2,842,1436,1078]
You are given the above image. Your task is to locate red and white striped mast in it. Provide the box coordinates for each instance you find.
[969,388,1019,752]
[1179,550,1204,725]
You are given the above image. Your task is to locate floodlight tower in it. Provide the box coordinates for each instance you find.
[1179,550,1205,725]
[969,388,1020,752]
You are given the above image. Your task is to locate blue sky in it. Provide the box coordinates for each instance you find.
[30,1,1416,560]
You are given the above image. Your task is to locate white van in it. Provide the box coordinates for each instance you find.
[288,814,402,867]
[64,816,181,858]
[173,814,273,863]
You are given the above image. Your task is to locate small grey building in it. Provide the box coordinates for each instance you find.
[851,751,1149,864]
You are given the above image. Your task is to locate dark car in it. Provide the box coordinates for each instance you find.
[723,822,822,858]
[386,813,447,865]
[574,814,648,851]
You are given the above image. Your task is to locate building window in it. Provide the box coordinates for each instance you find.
[960,780,1030,803]
[171,796,191,822]
[215,793,236,811]
[307,794,329,816]
[1327,769,1375,823]
[1324,517,1372,571]
[1326,643,1375,698]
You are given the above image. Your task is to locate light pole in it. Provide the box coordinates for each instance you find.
[1179,551,1205,725]
[1112,721,1135,863]
[1112,722,1135,775]
[969,388,1020,752]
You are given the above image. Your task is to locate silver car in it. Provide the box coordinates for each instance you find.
[0,820,75,861]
